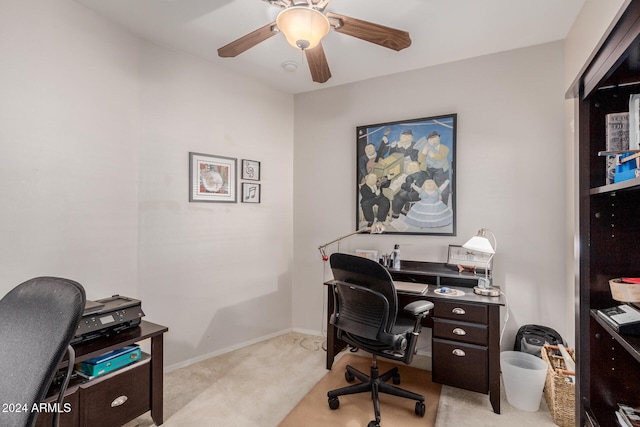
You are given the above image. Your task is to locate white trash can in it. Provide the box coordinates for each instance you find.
[500,351,548,411]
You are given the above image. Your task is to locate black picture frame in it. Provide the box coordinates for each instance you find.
[356,114,456,235]
[241,159,261,181]
[189,152,237,203]
[241,182,261,203]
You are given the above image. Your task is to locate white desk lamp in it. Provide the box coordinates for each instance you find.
[463,228,499,296]
[318,222,385,261]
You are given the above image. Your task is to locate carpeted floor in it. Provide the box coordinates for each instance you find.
[131,331,558,427]
[278,353,441,427]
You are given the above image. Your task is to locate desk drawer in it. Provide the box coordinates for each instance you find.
[433,318,488,346]
[79,357,150,427]
[35,387,79,427]
[432,338,488,393]
[433,300,487,324]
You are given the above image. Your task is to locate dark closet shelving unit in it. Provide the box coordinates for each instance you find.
[568,1,640,426]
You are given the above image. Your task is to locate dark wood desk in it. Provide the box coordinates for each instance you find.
[36,320,168,427]
[325,260,505,414]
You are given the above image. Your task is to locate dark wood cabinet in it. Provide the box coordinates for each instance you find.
[78,357,151,427]
[432,338,488,393]
[34,390,79,427]
[431,299,490,393]
[35,321,167,427]
[325,260,505,414]
[569,2,640,425]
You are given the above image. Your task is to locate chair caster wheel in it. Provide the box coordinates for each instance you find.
[415,401,426,417]
[345,371,355,382]
[328,396,340,410]
[367,421,380,427]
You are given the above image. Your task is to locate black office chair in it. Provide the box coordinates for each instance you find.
[0,277,86,427]
[327,253,434,427]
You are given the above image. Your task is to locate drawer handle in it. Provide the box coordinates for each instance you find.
[452,349,466,357]
[111,395,128,407]
[453,328,466,336]
[452,307,466,315]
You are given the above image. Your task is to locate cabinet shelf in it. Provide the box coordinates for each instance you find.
[591,310,640,363]
[574,2,640,426]
[590,177,640,196]
[36,320,167,427]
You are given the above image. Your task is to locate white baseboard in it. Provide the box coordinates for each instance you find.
[164,328,293,372]
[292,327,324,337]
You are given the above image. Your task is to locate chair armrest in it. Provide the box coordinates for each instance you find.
[403,300,434,318]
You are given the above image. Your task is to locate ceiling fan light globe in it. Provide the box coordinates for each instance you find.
[276,6,330,51]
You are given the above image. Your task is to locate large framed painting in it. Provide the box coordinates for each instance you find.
[189,152,237,203]
[356,114,456,235]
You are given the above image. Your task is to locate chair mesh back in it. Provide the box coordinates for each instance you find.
[333,282,389,341]
[329,253,398,326]
[0,277,86,427]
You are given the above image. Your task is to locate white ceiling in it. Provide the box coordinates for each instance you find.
[73,0,585,94]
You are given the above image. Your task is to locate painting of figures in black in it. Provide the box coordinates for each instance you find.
[356,114,456,235]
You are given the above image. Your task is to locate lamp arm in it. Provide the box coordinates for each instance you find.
[483,228,497,253]
[317,222,386,260]
[318,230,367,259]
[479,252,495,288]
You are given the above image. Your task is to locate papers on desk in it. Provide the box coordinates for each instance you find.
[394,281,428,294]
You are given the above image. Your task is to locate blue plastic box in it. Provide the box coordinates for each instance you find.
[77,345,141,377]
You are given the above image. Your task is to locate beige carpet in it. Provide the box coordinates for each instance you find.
[278,353,441,427]
[130,332,558,427]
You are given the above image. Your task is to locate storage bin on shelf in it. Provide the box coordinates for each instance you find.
[541,344,575,427]
[609,278,640,302]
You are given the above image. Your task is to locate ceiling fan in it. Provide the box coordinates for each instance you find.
[217,0,412,84]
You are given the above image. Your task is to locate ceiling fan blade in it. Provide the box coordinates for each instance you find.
[305,43,331,83]
[314,0,332,10]
[218,22,277,57]
[327,13,411,51]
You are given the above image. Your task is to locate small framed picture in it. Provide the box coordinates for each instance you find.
[241,159,261,181]
[446,245,493,272]
[189,152,237,203]
[355,249,379,262]
[242,182,261,203]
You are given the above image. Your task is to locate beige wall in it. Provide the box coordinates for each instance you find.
[564,0,630,92]
[0,0,140,297]
[0,0,294,368]
[0,0,631,368]
[293,41,569,348]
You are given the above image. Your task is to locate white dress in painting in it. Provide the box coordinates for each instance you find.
[404,180,452,228]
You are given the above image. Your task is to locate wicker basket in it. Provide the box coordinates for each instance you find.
[541,344,575,427]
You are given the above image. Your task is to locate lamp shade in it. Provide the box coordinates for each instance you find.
[462,229,495,254]
[276,6,330,50]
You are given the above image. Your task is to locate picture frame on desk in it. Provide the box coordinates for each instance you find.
[356,114,456,236]
[189,152,237,203]
[447,244,492,272]
[355,249,378,262]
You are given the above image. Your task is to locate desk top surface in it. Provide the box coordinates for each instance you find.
[326,260,506,306]
[393,260,483,279]
[326,279,505,306]
[406,283,505,305]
